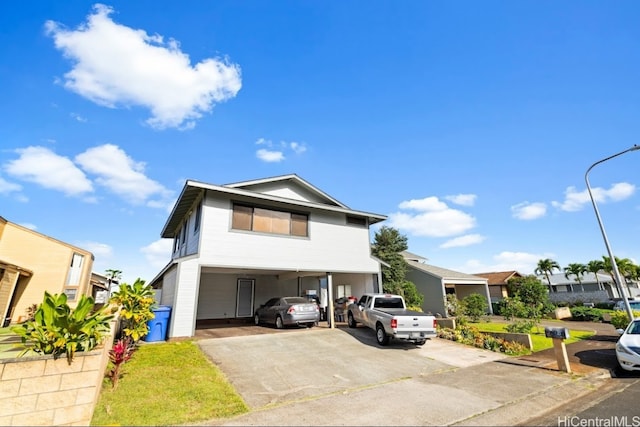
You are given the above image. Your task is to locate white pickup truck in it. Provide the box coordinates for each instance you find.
[346,293,437,346]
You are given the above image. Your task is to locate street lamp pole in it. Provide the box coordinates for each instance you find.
[585,145,640,321]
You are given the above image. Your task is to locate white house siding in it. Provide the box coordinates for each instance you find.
[197,273,237,320]
[198,198,379,274]
[170,258,201,338]
[236,181,331,204]
[159,266,177,307]
[331,273,375,299]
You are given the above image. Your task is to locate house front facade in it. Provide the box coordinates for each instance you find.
[149,175,387,338]
[473,270,523,302]
[0,216,98,325]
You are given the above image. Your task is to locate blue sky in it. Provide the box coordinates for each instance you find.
[2,2,640,285]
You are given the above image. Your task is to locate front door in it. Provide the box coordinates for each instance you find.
[236,279,254,317]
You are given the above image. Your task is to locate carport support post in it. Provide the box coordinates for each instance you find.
[552,338,571,374]
[327,273,335,329]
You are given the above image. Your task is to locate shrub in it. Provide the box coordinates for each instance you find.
[460,293,488,322]
[610,310,640,329]
[505,319,535,333]
[445,294,459,316]
[107,337,136,389]
[436,325,529,356]
[569,306,604,322]
[109,278,156,342]
[12,291,113,364]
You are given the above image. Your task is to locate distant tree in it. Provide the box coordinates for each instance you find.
[105,269,123,295]
[371,226,423,307]
[586,259,605,290]
[602,256,635,297]
[563,263,587,292]
[505,275,553,331]
[534,258,560,287]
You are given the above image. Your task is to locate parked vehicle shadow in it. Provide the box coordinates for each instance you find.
[335,323,425,351]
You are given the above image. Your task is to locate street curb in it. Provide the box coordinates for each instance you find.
[449,369,612,426]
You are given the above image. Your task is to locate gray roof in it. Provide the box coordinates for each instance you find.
[405,258,488,283]
[536,272,614,286]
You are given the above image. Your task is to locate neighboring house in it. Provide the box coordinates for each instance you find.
[0,216,101,326]
[402,251,492,317]
[473,271,523,302]
[535,272,637,302]
[149,174,388,338]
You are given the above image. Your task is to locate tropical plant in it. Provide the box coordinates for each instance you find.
[602,256,637,298]
[460,293,488,322]
[586,259,605,290]
[564,263,587,292]
[504,275,553,332]
[610,309,640,329]
[12,291,113,364]
[109,278,156,342]
[107,337,136,389]
[105,268,123,293]
[535,258,560,286]
[445,294,460,316]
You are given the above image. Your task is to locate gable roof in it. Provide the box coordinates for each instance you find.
[406,259,488,283]
[401,250,428,263]
[474,271,523,285]
[161,175,387,238]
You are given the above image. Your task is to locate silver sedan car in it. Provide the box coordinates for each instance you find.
[254,297,320,329]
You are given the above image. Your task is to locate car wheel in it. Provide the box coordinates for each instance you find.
[347,312,357,328]
[275,315,284,329]
[307,322,315,328]
[376,324,389,346]
[254,313,260,326]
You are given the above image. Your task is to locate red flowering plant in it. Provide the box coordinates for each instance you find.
[106,337,136,389]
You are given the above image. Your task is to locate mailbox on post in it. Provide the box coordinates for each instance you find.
[545,326,571,373]
[544,327,570,340]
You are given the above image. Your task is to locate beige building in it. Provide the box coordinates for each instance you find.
[0,216,100,326]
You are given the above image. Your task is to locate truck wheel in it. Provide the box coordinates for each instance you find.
[376,323,389,346]
[416,339,426,346]
[275,315,284,329]
[347,312,357,328]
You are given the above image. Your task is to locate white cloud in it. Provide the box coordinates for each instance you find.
[464,251,554,275]
[445,194,477,207]
[387,196,476,237]
[70,112,88,122]
[76,241,113,257]
[256,148,285,163]
[141,238,173,270]
[254,138,307,163]
[511,202,547,220]
[75,144,173,206]
[290,142,307,154]
[440,234,485,248]
[0,176,22,194]
[552,182,635,212]
[45,4,241,130]
[4,146,94,196]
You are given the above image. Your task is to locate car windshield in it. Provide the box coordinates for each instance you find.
[283,297,308,305]
[628,321,640,335]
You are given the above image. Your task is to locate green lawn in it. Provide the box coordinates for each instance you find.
[91,340,248,426]
[470,322,595,353]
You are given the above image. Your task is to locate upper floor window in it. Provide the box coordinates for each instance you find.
[194,200,202,233]
[66,253,84,286]
[232,203,308,237]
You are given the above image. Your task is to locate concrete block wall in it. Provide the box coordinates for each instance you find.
[0,319,117,426]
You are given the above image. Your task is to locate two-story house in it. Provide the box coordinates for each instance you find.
[149,174,387,338]
[0,216,101,326]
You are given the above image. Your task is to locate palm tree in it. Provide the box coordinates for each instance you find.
[535,258,561,291]
[602,256,635,298]
[564,263,587,292]
[105,268,123,297]
[586,259,605,290]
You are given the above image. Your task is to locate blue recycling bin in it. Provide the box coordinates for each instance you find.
[145,305,171,342]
